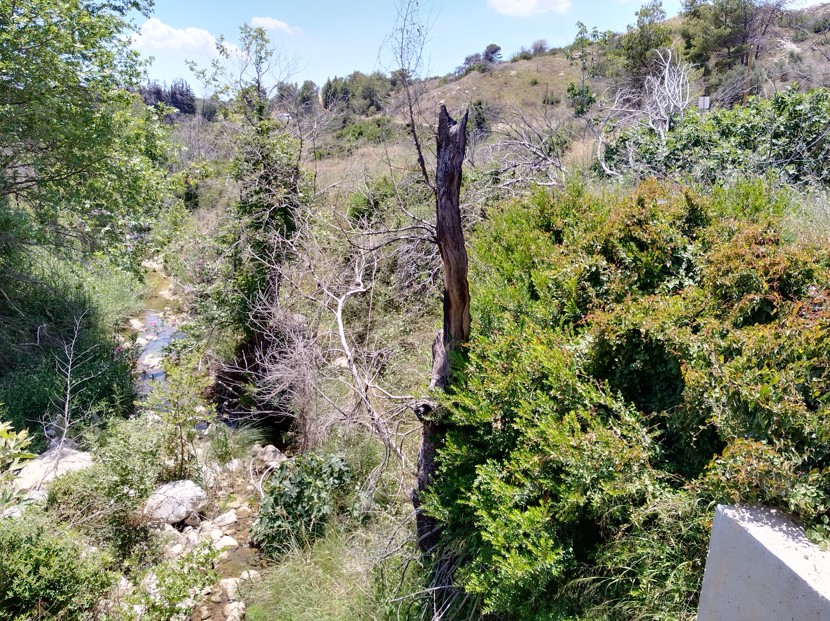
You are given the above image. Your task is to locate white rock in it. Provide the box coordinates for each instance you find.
[165,543,184,558]
[1,506,22,519]
[143,480,208,524]
[210,528,224,543]
[224,601,245,621]
[240,569,261,582]
[213,510,238,528]
[220,577,240,601]
[184,512,201,527]
[114,576,134,598]
[15,446,93,492]
[214,535,239,550]
[24,489,48,503]
[237,505,253,519]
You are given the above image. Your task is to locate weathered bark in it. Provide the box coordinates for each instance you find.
[413,105,469,554]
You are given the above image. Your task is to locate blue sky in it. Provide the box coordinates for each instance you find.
[130,0,821,88]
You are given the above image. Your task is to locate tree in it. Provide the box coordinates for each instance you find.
[622,1,672,83]
[0,0,168,264]
[169,78,197,115]
[681,0,788,71]
[483,43,503,64]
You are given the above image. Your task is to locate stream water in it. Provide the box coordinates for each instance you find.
[129,267,181,396]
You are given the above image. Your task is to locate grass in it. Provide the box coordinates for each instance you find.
[245,527,375,621]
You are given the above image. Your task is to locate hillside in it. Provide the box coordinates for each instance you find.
[5,1,830,621]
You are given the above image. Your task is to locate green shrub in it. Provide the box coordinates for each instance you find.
[0,419,36,511]
[109,544,218,621]
[0,513,115,621]
[207,423,266,466]
[48,415,166,562]
[605,87,830,185]
[251,453,352,557]
[426,179,830,620]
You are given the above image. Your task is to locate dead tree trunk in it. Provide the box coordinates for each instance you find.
[413,105,469,554]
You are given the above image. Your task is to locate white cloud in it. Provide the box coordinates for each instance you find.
[488,0,571,17]
[132,18,219,57]
[250,16,297,35]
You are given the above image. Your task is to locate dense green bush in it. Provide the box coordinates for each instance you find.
[48,415,167,562]
[425,179,830,619]
[605,88,830,185]
[251,453,352,557]
[0,513,115,620]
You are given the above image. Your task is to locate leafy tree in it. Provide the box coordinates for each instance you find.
[0,0,169,264]
[622,0,672,83]
[169,78,196,115]
[680,0,787,71]
[483,43,503,64]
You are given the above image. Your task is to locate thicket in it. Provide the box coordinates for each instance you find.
[605,87,830,184]
[424,178,830,620]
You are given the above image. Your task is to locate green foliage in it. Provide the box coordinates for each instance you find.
[109,545,218,621]
[47,415,167,562]
[207,423,266,466]
[0,0,170,268]
[143,354,215,481]
[566,81,596,115]
[621,0,671,82]
[335,115,395,146]
[605,88,830,185]
[346,175,397,224]
[0,252,141,445]
[251,453,352,557]
[0,419,36,511]
[0,513,115,621]
[427,179,830,619]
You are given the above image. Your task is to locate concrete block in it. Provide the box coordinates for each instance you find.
[698,505,830,620]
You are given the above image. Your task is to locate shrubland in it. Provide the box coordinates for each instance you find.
[9,0,830,620]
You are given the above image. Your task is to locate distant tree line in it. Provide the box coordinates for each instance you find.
[138,78,197,115]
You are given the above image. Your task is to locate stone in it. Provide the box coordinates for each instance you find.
[239,569,261,582]
[15,446,93,492]
[143,480,208,524]
[214,535,239,550]
[24,489,48,503]
[209,528,224,543]
[184,512,201,527]
[223,601,245,621]
[213,510,238,529]
[698,505,830,620]
[165,543,184,558]
[219,577,240,601]
[236,506,253,519]
[256,444,286,470]
[198,605,211,620]
[1,506,22,519]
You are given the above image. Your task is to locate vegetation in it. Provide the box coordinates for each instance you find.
[8,0,830,620]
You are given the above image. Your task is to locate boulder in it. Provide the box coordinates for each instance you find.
[254,444,286,471]
[143,480,208,524]
[213,509,238,529]
[15,446,93,492]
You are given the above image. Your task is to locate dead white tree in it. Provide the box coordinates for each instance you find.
[593,48,693,176]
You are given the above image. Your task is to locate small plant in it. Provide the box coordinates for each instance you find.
[109,544,218,621]
[48,414,166,562]
[251,453,351,557]
[0,418,35,511]
[0,513,115,620]
[207,422,265,465]
[142,354,215,481]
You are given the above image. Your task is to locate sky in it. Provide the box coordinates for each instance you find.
[130,0,826,89]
